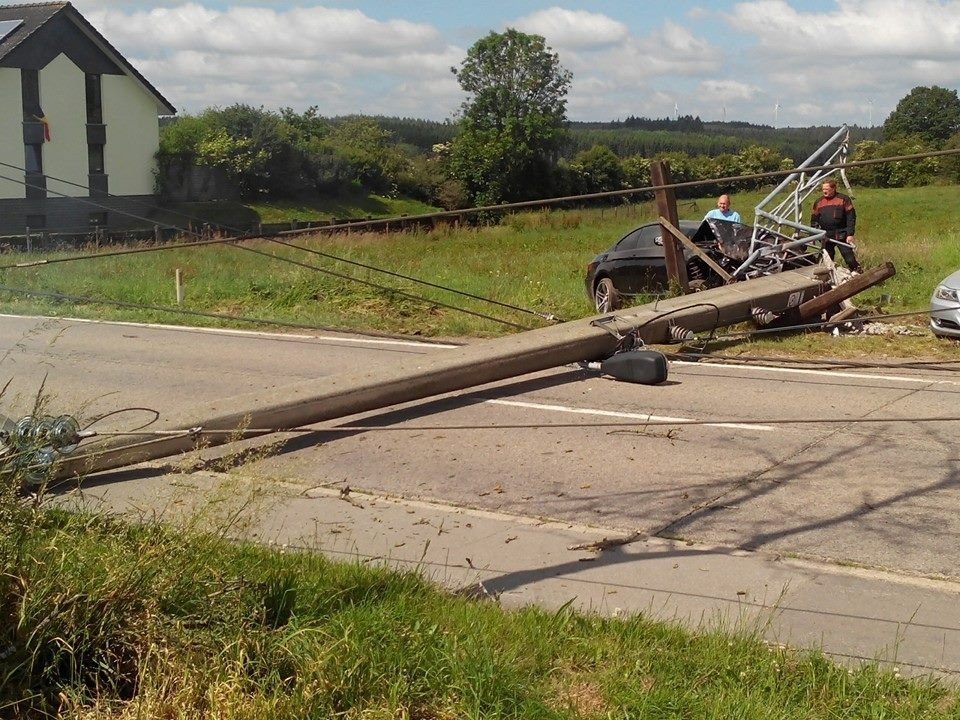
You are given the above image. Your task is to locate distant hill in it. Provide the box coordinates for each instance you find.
[371,114,883,162]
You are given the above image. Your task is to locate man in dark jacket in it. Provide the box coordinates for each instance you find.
[811,179,862,272]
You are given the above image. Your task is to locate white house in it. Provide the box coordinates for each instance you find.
[0,2,175,236]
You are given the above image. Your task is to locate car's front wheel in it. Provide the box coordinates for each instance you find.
[594,277,621,313]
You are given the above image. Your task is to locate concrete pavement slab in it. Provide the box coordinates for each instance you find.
[64,472,960,681]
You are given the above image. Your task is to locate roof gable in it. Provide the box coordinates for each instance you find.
[0,2,175,115]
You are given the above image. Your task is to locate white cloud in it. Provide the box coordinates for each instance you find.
[697,79,761,102]
[512,7,629,49]
[556,19,719,121]
[75,3,464,116]
[58,0,960,125]
[722,0,960,126]
[730,0,960,60]
[86,4,447,59]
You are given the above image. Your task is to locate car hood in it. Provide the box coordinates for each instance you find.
[941,269,960,290]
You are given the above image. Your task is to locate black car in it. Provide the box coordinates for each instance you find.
[584,219,753,312]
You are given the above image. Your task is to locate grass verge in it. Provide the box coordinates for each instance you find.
[2,497,959,718]
[0,186,958,356]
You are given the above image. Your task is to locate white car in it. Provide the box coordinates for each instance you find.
[931,269,960,338]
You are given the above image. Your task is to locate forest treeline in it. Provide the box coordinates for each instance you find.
[377,115,880,162]
[156,98,959,212]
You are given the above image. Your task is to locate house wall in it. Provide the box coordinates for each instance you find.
[103,73,159,196]
[40,53,87,198]
[0,67,23,200]
[0,6,173,235]
[0,194,158,237]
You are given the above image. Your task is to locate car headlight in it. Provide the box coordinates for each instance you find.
[934,285,959,302]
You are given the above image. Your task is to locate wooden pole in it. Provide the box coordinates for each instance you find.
[53,267,830,481]
[658,216,733,283]
[796,262,895,320]
[650,161,688,293]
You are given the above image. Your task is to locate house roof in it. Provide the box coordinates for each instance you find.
[0,2,175,115]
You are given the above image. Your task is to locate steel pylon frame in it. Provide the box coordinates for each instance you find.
[730,125,852,279]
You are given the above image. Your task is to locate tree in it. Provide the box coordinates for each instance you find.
[569,144,623,195]
[448,29,572,205]
[848,136,939,187]
[883,86,960,146]
[157,105,306,199]
[312,117,408,194]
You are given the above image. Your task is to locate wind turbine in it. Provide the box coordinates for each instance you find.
[868,98,874,126]
[774,101,781,126]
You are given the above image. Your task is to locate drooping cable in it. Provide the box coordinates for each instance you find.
[0,167,553,326]
[264,235,561,322]
[222,242,532,330]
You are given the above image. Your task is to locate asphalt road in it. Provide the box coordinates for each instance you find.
[3,314,959,580]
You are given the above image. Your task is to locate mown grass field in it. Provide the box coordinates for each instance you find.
[1,185,959,355]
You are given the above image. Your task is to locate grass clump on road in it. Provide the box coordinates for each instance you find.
[1,478,958,717]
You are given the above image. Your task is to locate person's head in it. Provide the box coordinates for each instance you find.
[717,194,732,210]
[821,180,837,198]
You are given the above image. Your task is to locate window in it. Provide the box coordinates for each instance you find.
[638,225,663,248]
[615,230,641,251]
[0,19,25,43]
[24,144,42,173]
[88,144,104,174]
[85,74,102,124]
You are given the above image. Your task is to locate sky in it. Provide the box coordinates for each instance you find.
[29,0,960,126]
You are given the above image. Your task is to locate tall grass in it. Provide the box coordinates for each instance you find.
[2,496,958,717]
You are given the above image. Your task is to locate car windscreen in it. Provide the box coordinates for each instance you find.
[696,219,755,261]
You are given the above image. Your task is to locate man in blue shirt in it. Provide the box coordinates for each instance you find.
[704,194,741,223]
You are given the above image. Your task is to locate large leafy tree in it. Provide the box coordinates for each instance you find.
[449,29,572,205]
[883,85,960,146]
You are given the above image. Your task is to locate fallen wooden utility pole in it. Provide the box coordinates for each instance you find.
[796,262,895,320]
[52,266,831,481]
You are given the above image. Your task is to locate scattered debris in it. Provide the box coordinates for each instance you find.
[568,529,646,553]
[834,322,926,336]
[338,485,365,509]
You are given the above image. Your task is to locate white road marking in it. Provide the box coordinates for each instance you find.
[6,313,950,385]
[486,399,775,432]
[671,360,958,386]
[0,313,460,349]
